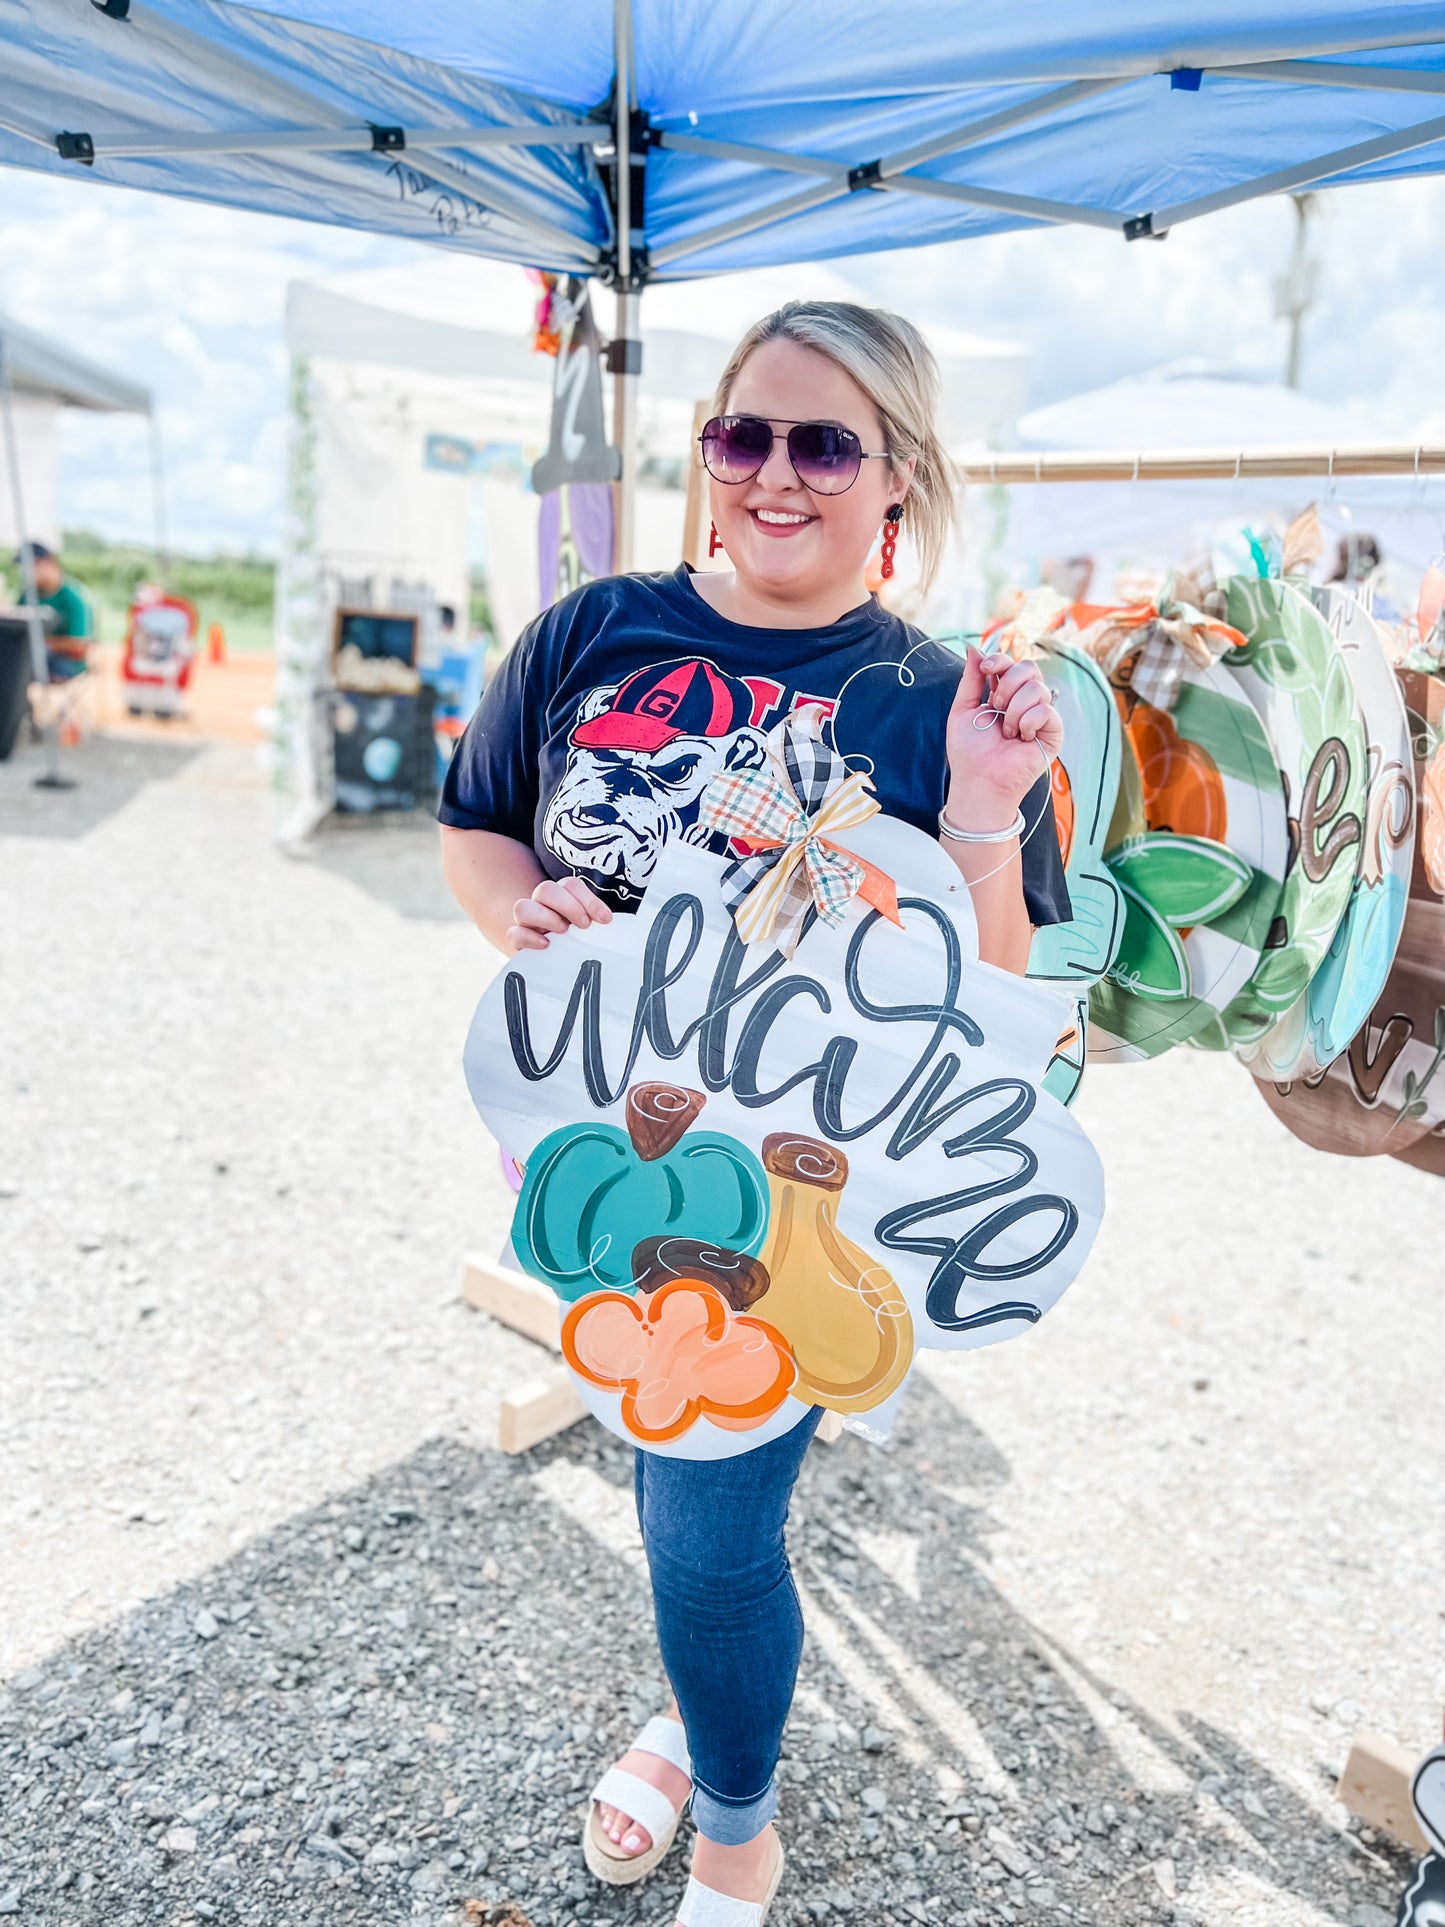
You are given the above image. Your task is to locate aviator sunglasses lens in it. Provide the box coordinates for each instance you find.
[785,421,862,493]
[702,416,773,480]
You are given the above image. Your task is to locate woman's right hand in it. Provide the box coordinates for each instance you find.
[508,876,614,952]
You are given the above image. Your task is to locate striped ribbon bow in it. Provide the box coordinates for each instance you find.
[1069,571,1246,710]
[698,704,901,959]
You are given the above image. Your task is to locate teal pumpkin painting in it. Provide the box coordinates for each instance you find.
[512,1081,770,1299]
[1026,642,1123,993]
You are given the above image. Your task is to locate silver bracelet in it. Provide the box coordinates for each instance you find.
[938,804,1026,843]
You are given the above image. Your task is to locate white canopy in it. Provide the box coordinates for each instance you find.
[283,252,1030,655]
[287,252,1030,443]
[276,250,1030,830]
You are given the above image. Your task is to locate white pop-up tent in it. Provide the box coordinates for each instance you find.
[283,252,1029,632]
[277,250,1029,824]
[951,362,1445,623]
[0,310,153,787]
[0,311,152,551]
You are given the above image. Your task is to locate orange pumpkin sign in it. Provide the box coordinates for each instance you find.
[1125,698,1229,843]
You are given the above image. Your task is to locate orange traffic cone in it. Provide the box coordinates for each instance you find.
[207,622,226,663]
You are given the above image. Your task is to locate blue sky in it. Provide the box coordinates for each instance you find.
[2,165,1444,555]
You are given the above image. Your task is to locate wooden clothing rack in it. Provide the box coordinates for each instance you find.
[956,443,1445,486]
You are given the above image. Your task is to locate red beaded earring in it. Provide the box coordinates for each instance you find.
[879,503,903,580]
[708,521,725,557]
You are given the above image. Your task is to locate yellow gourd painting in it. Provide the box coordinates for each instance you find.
[751,1134,913,1415]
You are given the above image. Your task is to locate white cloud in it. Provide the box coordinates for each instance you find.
[3,165,1444,555]
[840,175,1445,441]
[2,170,433,553]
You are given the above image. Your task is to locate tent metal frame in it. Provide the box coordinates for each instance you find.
[29,20,1445,271]
[610,0,640,568]
[63,120,612,161]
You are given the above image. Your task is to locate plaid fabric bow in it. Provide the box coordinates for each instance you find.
[1069,571,1247,710]
[698,704,901,959]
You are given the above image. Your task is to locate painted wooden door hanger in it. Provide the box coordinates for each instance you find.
[467,706,1105,1458]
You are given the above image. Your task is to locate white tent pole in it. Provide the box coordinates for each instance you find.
[1211,60,1445,96]
[658,77,1124,184]
[611,0,638,574]
[613,0,631,288]
[0,105,57,151]
[149,412,170,575]
[874,173,1122,229]
[0,328,66,787]
[613,287,639,573]
[650,181,846,270]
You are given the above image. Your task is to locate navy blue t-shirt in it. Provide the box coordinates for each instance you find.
[439,564,1071,926]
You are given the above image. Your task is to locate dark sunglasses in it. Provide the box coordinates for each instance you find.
[698,414,891,496]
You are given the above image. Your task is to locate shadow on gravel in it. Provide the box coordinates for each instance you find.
[0,1382,1410,1927]
[304,811,467,923]
[0,733,199,840]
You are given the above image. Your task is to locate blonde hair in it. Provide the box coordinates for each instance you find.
[711,299,957,592]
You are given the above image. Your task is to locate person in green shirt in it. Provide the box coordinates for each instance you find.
[12,541,94,680]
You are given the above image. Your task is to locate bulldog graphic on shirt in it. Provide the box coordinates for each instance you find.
[542,657,774,895]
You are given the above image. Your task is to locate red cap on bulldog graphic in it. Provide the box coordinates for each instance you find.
[572,658,751,752]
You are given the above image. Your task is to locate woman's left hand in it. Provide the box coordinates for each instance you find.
[944,645,1063,822]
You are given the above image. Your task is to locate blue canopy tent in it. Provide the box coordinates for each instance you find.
[3,1,1445,564]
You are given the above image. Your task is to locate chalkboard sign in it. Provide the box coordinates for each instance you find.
[332,688,437,814]
[332,608,418,668]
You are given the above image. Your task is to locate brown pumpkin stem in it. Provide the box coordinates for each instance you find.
[624,1082,705,1161]
[631,1236,770,1312]
[761,1132,848,1191]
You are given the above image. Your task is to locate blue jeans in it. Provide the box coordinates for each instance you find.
[633,1407,824,1845]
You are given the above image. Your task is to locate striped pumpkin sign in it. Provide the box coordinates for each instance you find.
[1088,649,1288,1063]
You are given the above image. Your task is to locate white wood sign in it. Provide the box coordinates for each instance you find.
[465,814,1104,1458]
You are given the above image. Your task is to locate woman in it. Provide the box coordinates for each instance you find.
[439,300,1068,1926]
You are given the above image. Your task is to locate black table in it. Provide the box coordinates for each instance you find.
[0,612,44,762]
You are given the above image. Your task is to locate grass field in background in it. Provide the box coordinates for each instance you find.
[53,533,277,655]
[4,535,499,661]
[75,589,276,655]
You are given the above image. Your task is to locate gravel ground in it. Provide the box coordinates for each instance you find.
[1,733,1441,1927]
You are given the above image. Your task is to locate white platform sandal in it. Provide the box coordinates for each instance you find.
[583,1713,693,1885]
[675,1838,785,1926]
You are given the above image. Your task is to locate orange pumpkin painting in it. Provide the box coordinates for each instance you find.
[1050,760,1075,865]
[561,1278,797,1443]
[1126,701,1228,842]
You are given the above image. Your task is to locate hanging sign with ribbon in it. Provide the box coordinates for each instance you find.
[699,704,901,958]
[464,706,1105,1462]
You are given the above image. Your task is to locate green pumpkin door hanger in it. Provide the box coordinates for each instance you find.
[1085,622,1290,1063]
